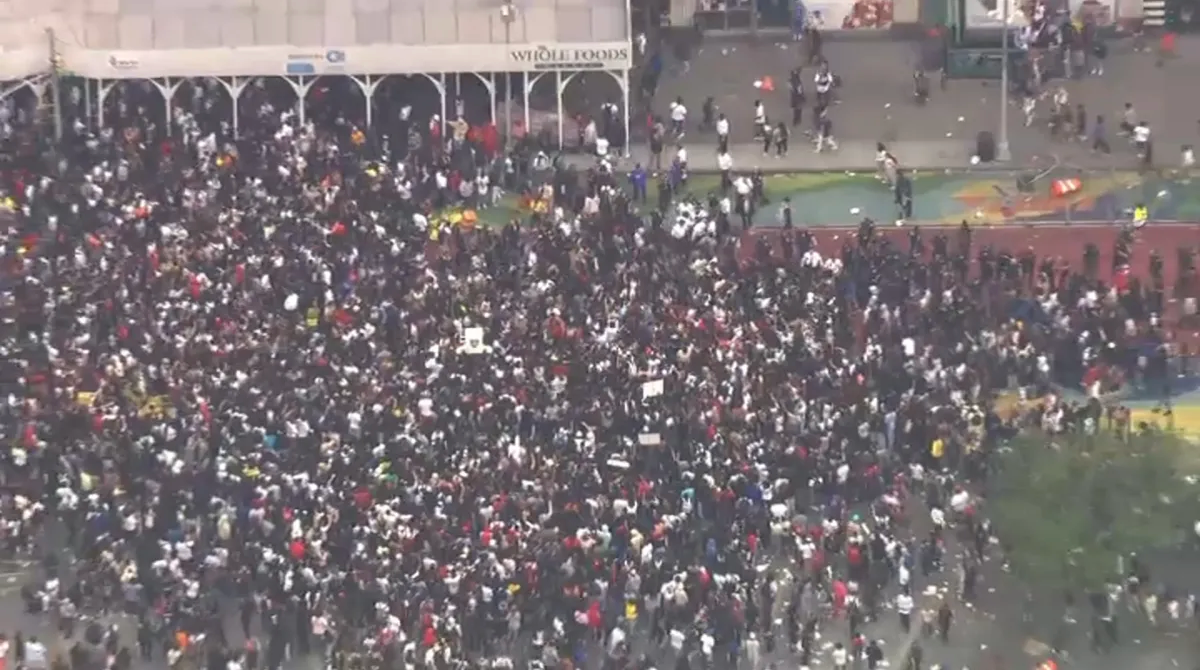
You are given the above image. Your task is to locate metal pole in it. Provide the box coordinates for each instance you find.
[502,1,515,150]
[997,0,1011,161]
[46,28,63,141]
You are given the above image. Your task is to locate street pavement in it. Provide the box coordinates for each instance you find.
[560,138,1063,171]
[642,34,1200,169]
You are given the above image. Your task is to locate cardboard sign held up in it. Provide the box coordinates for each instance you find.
[642,379,664,399]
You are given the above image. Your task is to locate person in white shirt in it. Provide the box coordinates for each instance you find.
[717,152,733,191]
[734,176,753,228]
[675,145,688,188]
[831,642,848,670]
[716,114,730,153]
[753,101,767,139]
[26,637,48,670]
[896,591,915,632]
[930,506,945,532]
[876,143,898,185]
[1134,122,1152,164]
[669,98,687,137]
[596,135,610,159]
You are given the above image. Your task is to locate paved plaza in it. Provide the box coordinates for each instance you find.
[641,34,1200,169]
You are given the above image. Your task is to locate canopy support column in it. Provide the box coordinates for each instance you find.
[556,71,564,151]
[215,77,251,139]
[286,76,315,125]
[83,80,93,131]
[439,73,448,139]
[487,73,497,124]
[523,72,549,146]
[414,74,448,140]
[556,72,582,151]
[463,73,497,125]
[350,75,383,128]
[150,77,183,131]
[96,80,116,128]
[621,68,631,158]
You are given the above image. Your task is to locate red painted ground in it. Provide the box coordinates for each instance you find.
[744,221,1200,339]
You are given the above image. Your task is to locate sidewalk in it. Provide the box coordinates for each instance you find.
[562,139,1147,173]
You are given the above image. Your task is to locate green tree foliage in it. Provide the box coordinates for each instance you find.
[989,426,1199,593]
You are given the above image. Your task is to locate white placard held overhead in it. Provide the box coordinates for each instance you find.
[459,327,487,355]
[638,433,662,446]
[642,379,664,399]
[607,457,631,470]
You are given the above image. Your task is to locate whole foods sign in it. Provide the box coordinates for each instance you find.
[508,45,631,71]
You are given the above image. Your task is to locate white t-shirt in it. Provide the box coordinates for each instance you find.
[669,629,686,650]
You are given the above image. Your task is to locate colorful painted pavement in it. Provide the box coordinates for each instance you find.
[740,169,1200,227]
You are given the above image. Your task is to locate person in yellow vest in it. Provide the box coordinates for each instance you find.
[1132,203,1148,228]
[930,437,945,460]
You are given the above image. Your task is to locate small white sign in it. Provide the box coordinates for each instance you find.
[460,327,487,355]
[638,433,662,446]
[642,379,664,399]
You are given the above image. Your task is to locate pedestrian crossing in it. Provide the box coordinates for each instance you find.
[1144,0,1167,27]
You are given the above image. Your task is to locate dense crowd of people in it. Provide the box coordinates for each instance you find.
[0,62,1194,670]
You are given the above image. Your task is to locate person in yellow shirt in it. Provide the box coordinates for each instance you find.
[1132,203,1148,229]
[931,438,945,460]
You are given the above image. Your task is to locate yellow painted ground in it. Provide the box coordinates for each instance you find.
[948,172,1143,225]
[1129,404,1200,445]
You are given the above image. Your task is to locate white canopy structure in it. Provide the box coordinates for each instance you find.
[0,0,632,145]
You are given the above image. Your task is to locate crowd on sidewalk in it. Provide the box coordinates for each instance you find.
[0,68,1195,670]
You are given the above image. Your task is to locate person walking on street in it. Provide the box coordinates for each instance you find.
[25,636,47,670]
[937,600,953,642]
[832,642,848,670]
[908,641,923,670]
[865,639,884,670]
[897,590,915,632]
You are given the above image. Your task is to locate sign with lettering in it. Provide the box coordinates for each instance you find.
[58,41,632,80]
[508,45,632,70]
[108,55,140,71]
